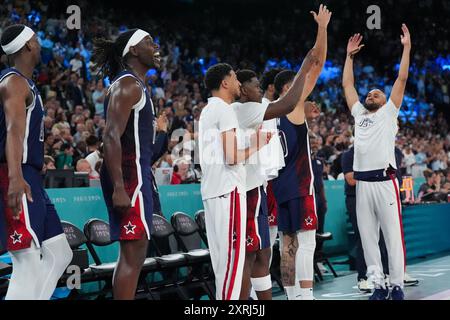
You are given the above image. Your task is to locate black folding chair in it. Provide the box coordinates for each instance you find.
[150,214,198,300]
[194,210,208,247]
[314,232,338,281]
[83,219,158,300]
[171,212,215,299]
[59,221,98,299]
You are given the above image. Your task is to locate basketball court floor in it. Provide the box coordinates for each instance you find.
[273,254,450,300]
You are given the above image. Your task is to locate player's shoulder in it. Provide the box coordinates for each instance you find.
[0,72,30,98]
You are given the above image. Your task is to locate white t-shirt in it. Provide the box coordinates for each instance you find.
[199,97,245,200]
[261,98,285,181]
[352,99,399,172]
[403,151,416,175]
[70,58,82,73]
[231,101,268,191]
[85,151,100,178]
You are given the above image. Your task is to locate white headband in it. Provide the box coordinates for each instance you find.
[122,29,150,57]
[1,26,35,55]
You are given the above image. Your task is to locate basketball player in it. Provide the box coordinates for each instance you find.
[260,68,284,255]
[0,24,72,300]
[232,64,316,299]
[199,48,317,300]
[342,25,411,300]
[272,5,331,300]
[92,28,160,299]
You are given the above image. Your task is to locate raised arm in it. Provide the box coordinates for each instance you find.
[343,34,364,110]
[1,75,34,218]
[390,24,411,108]
[103,77,142,214]
[300,4,331,100]
[263,48,318,120]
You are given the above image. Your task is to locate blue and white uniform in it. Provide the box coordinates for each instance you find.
[0,67,63,251]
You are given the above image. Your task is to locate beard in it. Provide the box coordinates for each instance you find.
[364,102,381,111]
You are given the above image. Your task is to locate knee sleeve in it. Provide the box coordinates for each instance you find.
[5,242,42,300]
[296,230,316,281]
[251,275,272,292]
[36,234,73,300]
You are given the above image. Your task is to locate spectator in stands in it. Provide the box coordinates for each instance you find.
[170,158,189,184]
[412,145,428,178]
[418,170,442,202]
[85,140,102,179]
[75,159,96,179]
[402,144,416,176]
[55,143,74,169]
[92,79,106,117]
[43,155,56,172]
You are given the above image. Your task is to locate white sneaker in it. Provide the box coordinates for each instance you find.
[404,273,419,286]
[357,279,373,293]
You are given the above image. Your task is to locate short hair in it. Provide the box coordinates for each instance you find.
[85,135,99,147]
[423,169,434,179]
[204,63,233,92]
[260,68,283,91]
[0,24,27,55]
[236,69,257,85]
[44,155,55,165]
[274,70,296,96]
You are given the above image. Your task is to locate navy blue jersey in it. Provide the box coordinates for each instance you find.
[102,70,155,201]
[272,118,314,204]
[0,68,44,171]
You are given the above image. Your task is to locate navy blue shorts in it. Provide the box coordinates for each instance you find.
[0,164,63,251]
[246,186,270,252]
[277,195,318,234]
[101,165,153,242]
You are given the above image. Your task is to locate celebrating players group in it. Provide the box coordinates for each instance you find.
[0,4,414,300]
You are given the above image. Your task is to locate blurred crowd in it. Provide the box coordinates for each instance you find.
[0,0,448,199]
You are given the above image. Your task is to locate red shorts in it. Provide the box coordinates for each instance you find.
[266,181,278,227]
[246,186,270,253]
[278,194,318,233]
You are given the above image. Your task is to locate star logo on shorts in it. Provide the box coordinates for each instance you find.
[10,231,23,244]
[268,214,275,224]
[246,235,254,247]
[124,221,137,235]
[305,216,313,226]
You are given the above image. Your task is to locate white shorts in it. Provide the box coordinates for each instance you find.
[203,188,246,300]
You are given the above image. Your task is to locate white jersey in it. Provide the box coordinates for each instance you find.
[261,97,285,181]
[199,97,245,200]
[352,99,399,172]
[231,101,268,191]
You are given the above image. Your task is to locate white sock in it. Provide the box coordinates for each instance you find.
[299,287,314,300]
[284,286,297,300]
[5,242,42,300]
[36,234,73,300]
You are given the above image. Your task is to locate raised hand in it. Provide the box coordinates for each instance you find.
[310,4,332,28]
[400,23,411,48]
[347,33,364,58]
